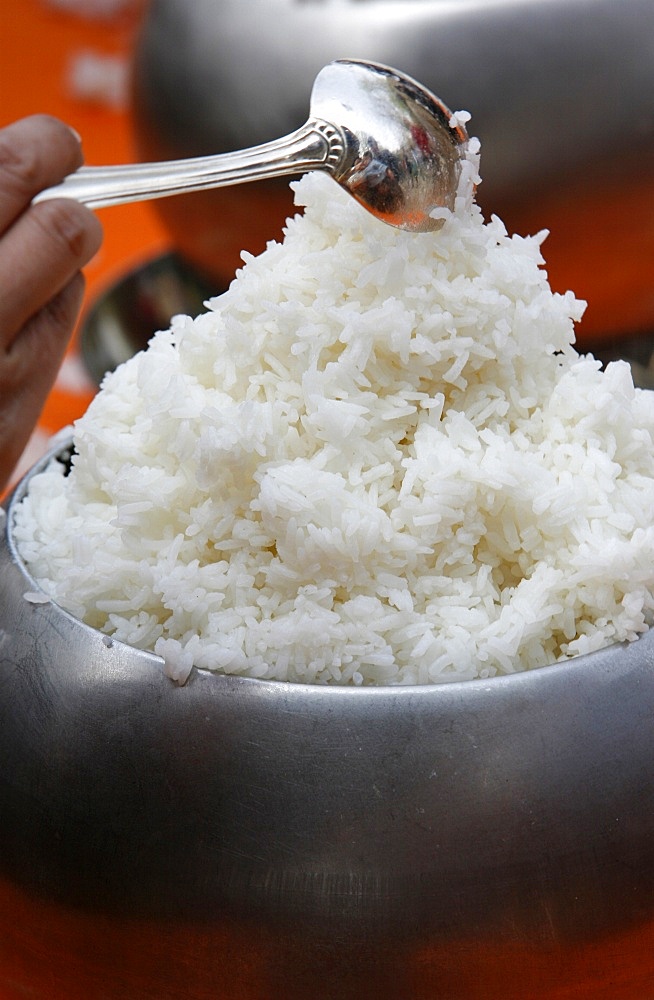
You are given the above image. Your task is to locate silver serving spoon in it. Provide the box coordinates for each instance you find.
[36,59,467,233]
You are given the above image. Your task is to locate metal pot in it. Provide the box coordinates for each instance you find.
[1,439,654,998]
[131,0,654,344]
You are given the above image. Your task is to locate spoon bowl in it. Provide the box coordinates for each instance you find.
[35,59,467,233]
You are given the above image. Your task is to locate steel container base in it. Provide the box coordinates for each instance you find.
[1,443,654,998]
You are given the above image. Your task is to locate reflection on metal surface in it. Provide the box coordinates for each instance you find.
[315,59,466,231]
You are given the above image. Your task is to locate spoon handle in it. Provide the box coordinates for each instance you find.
[34,120,345,209]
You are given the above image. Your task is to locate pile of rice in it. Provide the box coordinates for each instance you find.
[14,128,654,685]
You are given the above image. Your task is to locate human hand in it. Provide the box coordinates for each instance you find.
[0,115,103,493]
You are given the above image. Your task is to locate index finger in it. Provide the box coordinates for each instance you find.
[0,116,84,233]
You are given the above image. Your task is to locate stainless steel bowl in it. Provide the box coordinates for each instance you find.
[131,0,654,345]
[1,439,654,998]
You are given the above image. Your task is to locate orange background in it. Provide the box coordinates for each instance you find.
[0,0,168,486]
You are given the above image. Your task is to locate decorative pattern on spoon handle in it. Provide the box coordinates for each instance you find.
[33,120,347,210]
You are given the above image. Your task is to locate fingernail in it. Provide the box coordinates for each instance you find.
[67,125,83,145]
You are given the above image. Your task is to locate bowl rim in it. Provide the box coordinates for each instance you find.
[3,433,645,698]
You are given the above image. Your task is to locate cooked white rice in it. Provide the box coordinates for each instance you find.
[13,130,654,685]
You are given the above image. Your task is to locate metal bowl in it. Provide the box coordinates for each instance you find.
[1,439,654,998]
[131,0,654,346]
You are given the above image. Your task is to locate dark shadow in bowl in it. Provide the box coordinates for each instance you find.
[80,252,220,384]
